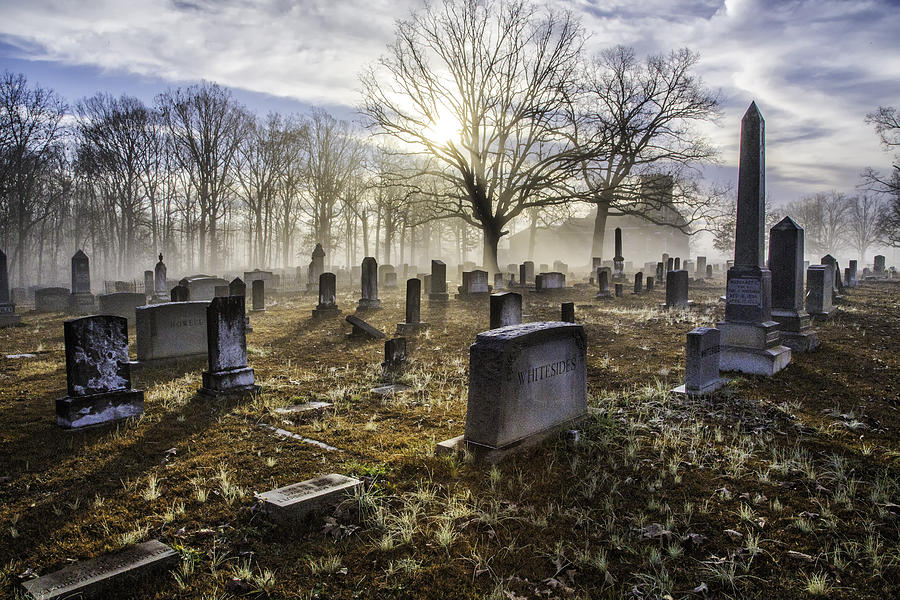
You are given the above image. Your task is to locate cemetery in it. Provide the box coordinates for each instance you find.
[1,1,900,598]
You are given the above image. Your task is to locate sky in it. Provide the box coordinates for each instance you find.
[1,0,899,207]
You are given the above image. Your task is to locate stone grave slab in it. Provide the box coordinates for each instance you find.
[258,474,362,523]
[346,314,385,340]
[274,401,332,414]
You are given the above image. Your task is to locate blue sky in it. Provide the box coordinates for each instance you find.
[1,0,898,205]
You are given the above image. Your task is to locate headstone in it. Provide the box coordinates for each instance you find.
[613,227,624,280]
[257,475,362,524]
[847,260,858,287]
[614,283,623,297]
[457,270,490,297]
[20,540,177,600]
[69,249,95,314]
[0,249,21,327]
[537,272,565,290]
[229,277,246,297]
[596,268,611,299]
[655,262,665,284]
[143,270,154,297]
[184,276,229,301]
[820,254,843,296]
[633,272,643,294]
[307,244,326,292]
[553,260,568,274]
[378,264,396,287]
[251,279,265,312]
[706,264,713,279]
[664,270,690,309]
[384,271,398,288]
[97,292,146,323]
[672,327,725,396]
[429,260,448,302]
[521,261,535,285]
[674,257,681,271]
[646,276,654,291]
[135,301,208,365]
[357,257,381,310]
[35,287,70,312]
[666,257,674,274]
[806,265,833,317]
[170,284,190,302]
[381,337,407,378]
[214,285,229,298]
[874,254,885,275]
[199,296,258,396]
[534,274,544,290]
[57,315,144,428]
[152,253,168,302]
[493,272,505,290]
[696,256,707,277]
[346,314,386,340]
[312,272,341,318]
[438,322,587,460]
[662,253,670,281]
[717,102,790,376]
[684,259,694,274]
[561,302,575,323]
[769,217,819,351]
[490,292,522,329]
[397,278,429,335]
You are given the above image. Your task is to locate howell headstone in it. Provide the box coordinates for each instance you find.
[312,272,341,318]
[717,103,790,375]
[199,296,258,396]
[57,315,144,428]
[397,278,429,335]
[806,265,833,317]
[69,249,95,314]
[0,249,21,327]
[429,259,448,302]
[672,327,725,396]
[135,301,208,365]
[258,475,362,524]
[357,257,381,310]
[251,279,265,312]
[490,292,522,329]
[769,217,818,351]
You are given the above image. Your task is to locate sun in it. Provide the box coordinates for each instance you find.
[425,112,462,146]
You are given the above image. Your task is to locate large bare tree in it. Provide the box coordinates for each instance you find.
[361,0,590,273]
[863,106,900,246]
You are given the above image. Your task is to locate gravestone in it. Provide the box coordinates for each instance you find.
[135,301,208,365]
[251,279,265,312]
[662,254,670,281]
[97,292,146,323]
[312,272,341,318]
[493,272,505,290]
[57,315,144,428]
[429,259,448,302]
[646,276,654,291]
[184,276,228,301]
[820,254,843,297]
[20,540,177,600]
[378,264,396,287]
[717,102,790,376]
[633,272,643,294]
[666,257,674,275]
[152,253,168,303]
[844,267,852,288]
[769,217,819,351]
[539,263,549,274]
[672,327,725,396]
[143,270,154,298]
[655,262,665,284]
[0,249,21,327]
[613,227,624,280]
[595,268,611,299]
[806,265,833,317]
[538,272,565,290]
[397,278,429,335]
[357,257,381,310]
[534,274,544,290]
[561,302,575,323]
[199,296,258,396]
[457,270,490,297]
[874,254,885,275]
[69,249,95,314]
[847,260,858,287]
[696,256,707,277]
[214,285,229,298]
[381,337,407,378]
[258,474,362,524]
[170,284,190,302]
[521,261,535,285]
[307,243,326,292]
[229,277,246,297]
[438,322,587,461]
[553,260,568,274]
[674,257,681,271]
[384,271,398,288]
[490,292,522,329]
[664,270,690,309]
[614,283,623,297]
[346,314,385,340]
[35,287,70,312]
[706,264,713,279]
[684,260,694,274]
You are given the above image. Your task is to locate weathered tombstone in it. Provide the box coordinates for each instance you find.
[378,263,396,287]
[170,284,190,302]
[706,264,713,279]
[258,475,362,524]
[312,272,341,318]
[646,276,654,291]
[672,327,725,396]
[874,254,885,275]
[684,259,694,274]
[666,257,674,274]
[490,292,522,329]
[357,257,381,310]
[633,272,643,294]
[674,257,681,271]
[493,272,505,290]
[539,263,549,274]
[381,337,407,378]
[307,243,326,292]
[534,274,544,291]
[229,277,246,297]
[438,322,587,461]
[214,285,230,298]
[429,259,448,302]
[596,268,611,299]
[0,249,21,327]
[717,102,790,375]
[97,292,146,323]
[696,256,707,277]
[769,217,819,351]
[821,254,843,296]
[35,287,70,312]
[613,227,624,280]
[57,315,144,428]
[553,260,568,274]
[614,283,623,297]
[662,253,670,281]
[664,270,690,309]
[538,272,565,290]
[561,302,575,323]
[134,301,208,366]
[806,265,833,317]
[397,278,429,335]
[847,259,858,287]
[21,540,177,600]
[152,253,168,303]
[251,279,265,312]
[200,296,258,396]
[656,262,665,284]
[69,249,95,314]
[384,271,398,288]
[143,270,154,297]
[522,261,535,285]
[346,314,386,339]
[184,276,228,301]
[457,270,490,297]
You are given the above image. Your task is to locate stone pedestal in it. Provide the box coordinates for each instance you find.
[57,389,145,429]
[672,327,725,396]
[771,310,819,352]
[68,292,96,314]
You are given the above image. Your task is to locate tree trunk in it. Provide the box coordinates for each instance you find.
[481,220,502,275]
[528,211,538,260]
[590,199,611,265]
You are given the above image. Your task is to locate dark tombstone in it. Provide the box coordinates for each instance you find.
[674,257,681,271]
[490,292,522,329]
[381,337,407,379]
[0,249,21,327]
[769,217,818,352]
[200,296,258,396]
[397,278,429,335]
[820,254,843,296]
[312,272,341,318]
[57,315,144,428]
[171,284,190,302]
[874,254,885,275]
[706,264,713,279]
[596,268,611,298]
[522,261,535,285]
[346,314,386,340]
[646,276,654,291]
[251,279,265,312]
[696,256,707,277]
[98,292,146,322]
[613,227,624,280]
[458,270,490,297]
[806,265,833,317]
[633,272,643,294]
[357,257,381,310]
[143,270,154,297]
[429,259,448,302]
[229,277,246,297]
[493,272,505,290]
[655,262,665,284]
[561,302,575,323]
[152,253,168,302]
[662,253,670,281]
[718,102,790,376]
[664,270,690,309]
[847,259,858,287]
[666,257,674,274]
[672,327,725,396]
[214,285,229,298]
[307,243,326,292]
[534,274,544,291]
[69,249,95,314]
[614,283,623,297]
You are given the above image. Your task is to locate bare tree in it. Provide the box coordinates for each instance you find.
[846,194,883,264]
[579,46,721,263]
[361,0,590,273]
[863,106,900,247]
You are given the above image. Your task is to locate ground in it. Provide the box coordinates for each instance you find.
[1,280,899,599]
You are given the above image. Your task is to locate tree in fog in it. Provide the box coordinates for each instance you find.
[846,194,883,264]
[783,191,850,256]
[157,82,250,271]
[0,72,68,285]
[361,0,590,273]
[579,46,721,263]
[863,106,900,247]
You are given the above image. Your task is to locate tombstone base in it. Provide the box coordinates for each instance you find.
[200,367,259,396]
[772,310,819,352]
[779,330,820,353]
[149,294,169,304]
[356,299,382,311]
[396,322,430,336]
[250,307,266,313]
[428,292,449,303]
[56,389,145,429]
[67,292,95,315]
[660,301,695,310]
[671,379,726,397]
[594,291,611,299]
[311,306,342,319]
[0,306,22,328]
[454,292,490,299]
